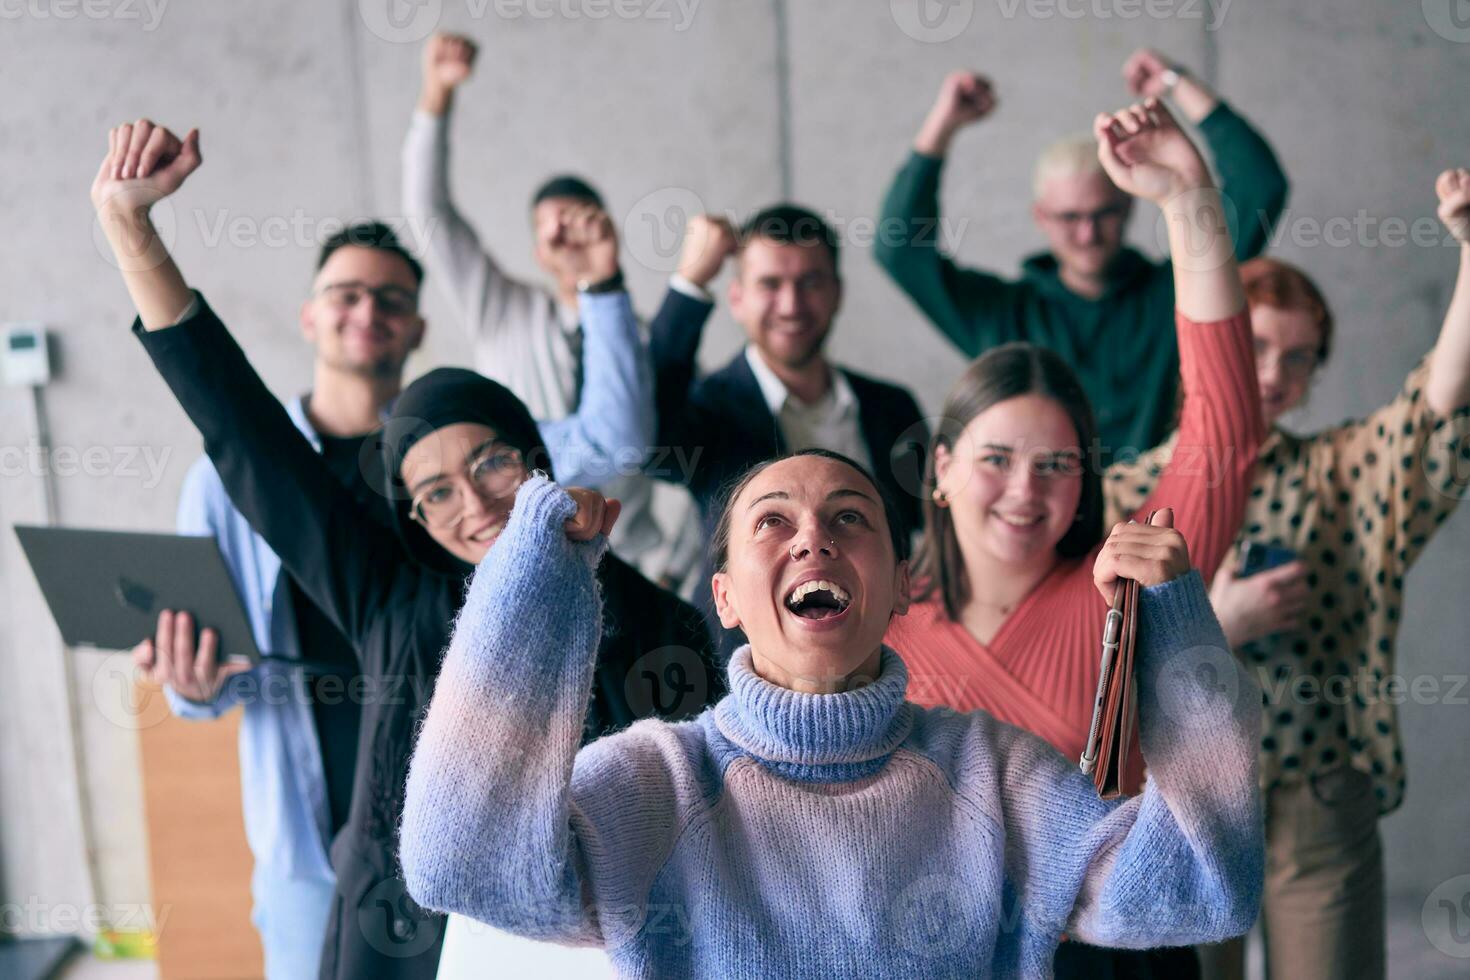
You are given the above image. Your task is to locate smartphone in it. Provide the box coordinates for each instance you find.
[1238,541,1298,578]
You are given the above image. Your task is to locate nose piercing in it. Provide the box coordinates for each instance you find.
[789,539,836,560]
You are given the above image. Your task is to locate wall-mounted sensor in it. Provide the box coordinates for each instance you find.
[2,323,51,387]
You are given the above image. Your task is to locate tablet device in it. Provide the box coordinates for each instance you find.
[15,525,262,664]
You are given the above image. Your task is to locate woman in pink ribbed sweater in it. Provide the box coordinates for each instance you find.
[885,100,1264,977]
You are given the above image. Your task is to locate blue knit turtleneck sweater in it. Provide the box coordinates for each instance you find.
[401,477,1264,978]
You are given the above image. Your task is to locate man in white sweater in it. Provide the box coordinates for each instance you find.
[402,32,707,579]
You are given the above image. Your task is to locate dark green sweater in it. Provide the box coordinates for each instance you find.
[876,103,1288,464]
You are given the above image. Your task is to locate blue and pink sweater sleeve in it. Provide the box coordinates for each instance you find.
[399,476,693,946]
[978,573,1264,951]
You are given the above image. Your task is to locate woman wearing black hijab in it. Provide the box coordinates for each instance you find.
[94,119,721,979]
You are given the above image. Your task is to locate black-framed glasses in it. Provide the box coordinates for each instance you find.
[316,281,419,317]
[409,446,527,529]
[1040,203,1129,227]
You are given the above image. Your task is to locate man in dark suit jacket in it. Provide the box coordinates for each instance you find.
[647,204,930,633]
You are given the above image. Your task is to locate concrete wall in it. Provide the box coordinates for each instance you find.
[3,0,1467,969]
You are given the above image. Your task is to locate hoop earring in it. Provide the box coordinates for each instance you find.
[931,487,949,508]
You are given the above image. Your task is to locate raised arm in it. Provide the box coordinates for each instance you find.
[990,519,1262,948]
[401,478,694,945]
[875,71,1026,357]
[1426,169,1470,415]
[1095,100,1263,581]
[404,33,540,334]
[92,121,407,651]
[642,214,730,479]
[1124,49,1289,261]
[535,210,653,487]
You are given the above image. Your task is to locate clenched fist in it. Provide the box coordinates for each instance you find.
[676,214,738,289]
[1437,168,1470,245]
[915,71,995,157]
[1093,99,1209,206]
[1122,49,1181,99]
[564,487,621,541]
[90,119,202,215]
[420,33,478,115]
[1093,508,1191,600]
[541,203,620,287]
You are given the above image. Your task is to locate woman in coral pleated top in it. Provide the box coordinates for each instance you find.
[886,102,1264,802]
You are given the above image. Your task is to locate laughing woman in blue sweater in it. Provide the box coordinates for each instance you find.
[401,439,1265,976]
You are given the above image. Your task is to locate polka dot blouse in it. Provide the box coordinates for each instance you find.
[1105,358,1469,813]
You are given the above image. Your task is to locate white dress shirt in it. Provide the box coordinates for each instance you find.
[742,346,872,471]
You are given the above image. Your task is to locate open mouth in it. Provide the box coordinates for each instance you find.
[783,579,852,621]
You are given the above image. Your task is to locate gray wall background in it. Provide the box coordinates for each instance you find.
[2,0,1467,971]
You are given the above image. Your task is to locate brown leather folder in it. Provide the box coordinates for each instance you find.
[1079,513,1152,799]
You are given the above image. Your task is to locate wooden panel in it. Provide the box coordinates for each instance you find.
[135,682,262,980]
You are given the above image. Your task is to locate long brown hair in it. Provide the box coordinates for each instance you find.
[912,343,1103,620]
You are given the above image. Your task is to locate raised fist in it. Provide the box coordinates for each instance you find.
[90,119,201,215]
[930,71,995,131]
[544,203,620,286]
[1437,168,1470,245]
[1122,49,1182,99]
[564,487,621,542]
[423,33,477,93]
[1093,99,1209,205]
[676,214,738,289]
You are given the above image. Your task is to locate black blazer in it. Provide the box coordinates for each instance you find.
[648,287,930,544]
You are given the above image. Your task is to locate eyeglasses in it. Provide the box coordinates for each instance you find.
[409,446,527,529]
[1040,203,1129,227]
[316,281,419,317]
